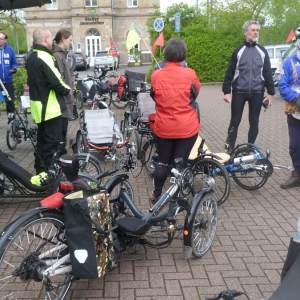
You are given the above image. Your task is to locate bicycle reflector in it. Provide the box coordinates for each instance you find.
[59,180,74,191]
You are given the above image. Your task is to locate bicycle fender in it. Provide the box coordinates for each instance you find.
[0,207,63,250]
[182,188,213,259]
[102,173,129,193]
[74,152,101,166]
[193,153,222,162]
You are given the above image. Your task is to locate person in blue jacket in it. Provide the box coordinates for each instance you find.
[0,31,17,124]
[278,27,300,189]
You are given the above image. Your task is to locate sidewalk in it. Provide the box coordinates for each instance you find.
[0,85,298,300]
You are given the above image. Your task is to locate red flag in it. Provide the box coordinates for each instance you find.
[109,36,119,57]
[152,32,164,54]
[286,29,295,44]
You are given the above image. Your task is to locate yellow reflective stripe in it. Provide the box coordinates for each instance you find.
[45,90,61,121]
[30,100,42,123]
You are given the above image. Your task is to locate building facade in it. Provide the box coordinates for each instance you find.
[24,0,160,66]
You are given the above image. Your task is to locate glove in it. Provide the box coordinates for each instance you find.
[294,96,300,111]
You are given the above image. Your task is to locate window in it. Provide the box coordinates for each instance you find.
[127,0,138,7]
[85,0,97,6]
[46,0,57,9]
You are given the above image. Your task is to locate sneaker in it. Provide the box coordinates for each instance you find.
[280,170,300,189]
[150,193,159,205]
[224,142,232,154]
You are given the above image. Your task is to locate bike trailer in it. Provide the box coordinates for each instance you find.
[63,190,115,279]
[137,92,155,123]
[83,109,114,144]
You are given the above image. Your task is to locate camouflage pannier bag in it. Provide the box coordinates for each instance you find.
[63,190,115,279]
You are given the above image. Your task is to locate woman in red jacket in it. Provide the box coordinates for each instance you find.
[150,38,201,203]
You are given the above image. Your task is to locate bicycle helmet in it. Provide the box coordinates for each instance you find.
[295,27,300,39]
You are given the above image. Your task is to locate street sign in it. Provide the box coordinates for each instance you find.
[174,13,181,33]
[153,18,164,32]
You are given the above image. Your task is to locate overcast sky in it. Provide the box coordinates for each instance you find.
[160,0,192,12]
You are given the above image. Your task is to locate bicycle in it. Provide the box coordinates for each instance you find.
[0,157,218,299]
[73,72,84,110]
[7,101,37,150]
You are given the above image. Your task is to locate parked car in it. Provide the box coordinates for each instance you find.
[16,55,26,68]
[273,44,297,86]
[94,51,114,69]
[263,44,290,76]
[75,52,90,71]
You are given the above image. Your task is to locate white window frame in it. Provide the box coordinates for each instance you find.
[85,0,97,7]
[46,0,57,9]
[127,0,138,7]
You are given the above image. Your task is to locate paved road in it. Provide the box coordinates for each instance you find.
[0,71,298,299]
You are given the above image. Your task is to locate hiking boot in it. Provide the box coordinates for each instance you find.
[150,193,159,205]
[280,170,300,189]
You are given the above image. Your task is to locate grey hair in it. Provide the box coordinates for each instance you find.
[164,38,187,63]
[33,28,52,44]
[242,21,260,32]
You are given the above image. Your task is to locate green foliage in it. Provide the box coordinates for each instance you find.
[146,1,300,83]
[13,68,28,101]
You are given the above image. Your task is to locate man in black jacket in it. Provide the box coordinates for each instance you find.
[27,28,71,173]
[222,20,275,152]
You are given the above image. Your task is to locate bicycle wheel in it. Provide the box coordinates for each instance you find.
[141,139,158,178]
[76,130,88,153]
[230,147,271,190]
[0,212,72,300]
[111,91,129,109]
[75,153,102,179]
[192,158,231,206]
[6,120,20,150]
[102,93,112,107]
[190,193,218,258]
[75,89,84,110]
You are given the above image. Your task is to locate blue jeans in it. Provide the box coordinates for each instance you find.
[288,124,300,172]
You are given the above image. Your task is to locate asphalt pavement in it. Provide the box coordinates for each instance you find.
[0,65,299,299]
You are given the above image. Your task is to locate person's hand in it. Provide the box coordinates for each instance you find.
[9,68,16,74]
[223,94,231,103]
[263,95,273,108]
[294,96,300,111]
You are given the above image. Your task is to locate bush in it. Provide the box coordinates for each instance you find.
[13,67,28,101]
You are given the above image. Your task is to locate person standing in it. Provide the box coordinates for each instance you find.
[150,38,200,203]
[52,29,74,154]
[27,27,71,174]
[222,20,275,152]
[0,31,18,124]
[278,27,300,189]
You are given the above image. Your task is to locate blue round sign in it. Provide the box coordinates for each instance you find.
[153,18,164,32]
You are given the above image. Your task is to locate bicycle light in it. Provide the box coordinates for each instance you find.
[233,154,257,165]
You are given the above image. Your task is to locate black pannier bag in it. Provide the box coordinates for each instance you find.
[63,190,115,279]
[88,82,111,101]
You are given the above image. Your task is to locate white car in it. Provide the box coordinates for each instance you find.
[263,44,290,75]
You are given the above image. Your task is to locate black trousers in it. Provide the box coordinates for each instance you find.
[153,133,198,198]
[61,117,68,155]
[227,92,263,149]
[3,82,15,114]
[34,116,62,173]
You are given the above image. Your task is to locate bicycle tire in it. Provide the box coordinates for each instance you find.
[75,153,102,180]
[141,139,158,178]
[190,193,218,258]
[230,147,270,190]
[0,212,72,300]
[75,89,84,110]
[192,158,231,206]
[76,130,88,153]
[6,120,19,150]
[102,93,112,107]
[111,91,129,109]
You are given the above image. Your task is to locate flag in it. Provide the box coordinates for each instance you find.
[286,29,295,44]
[109,36,119,57]
[126,22,142,50]
[152,32,164,54]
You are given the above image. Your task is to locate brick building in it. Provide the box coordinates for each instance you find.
[24,0,160,66]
